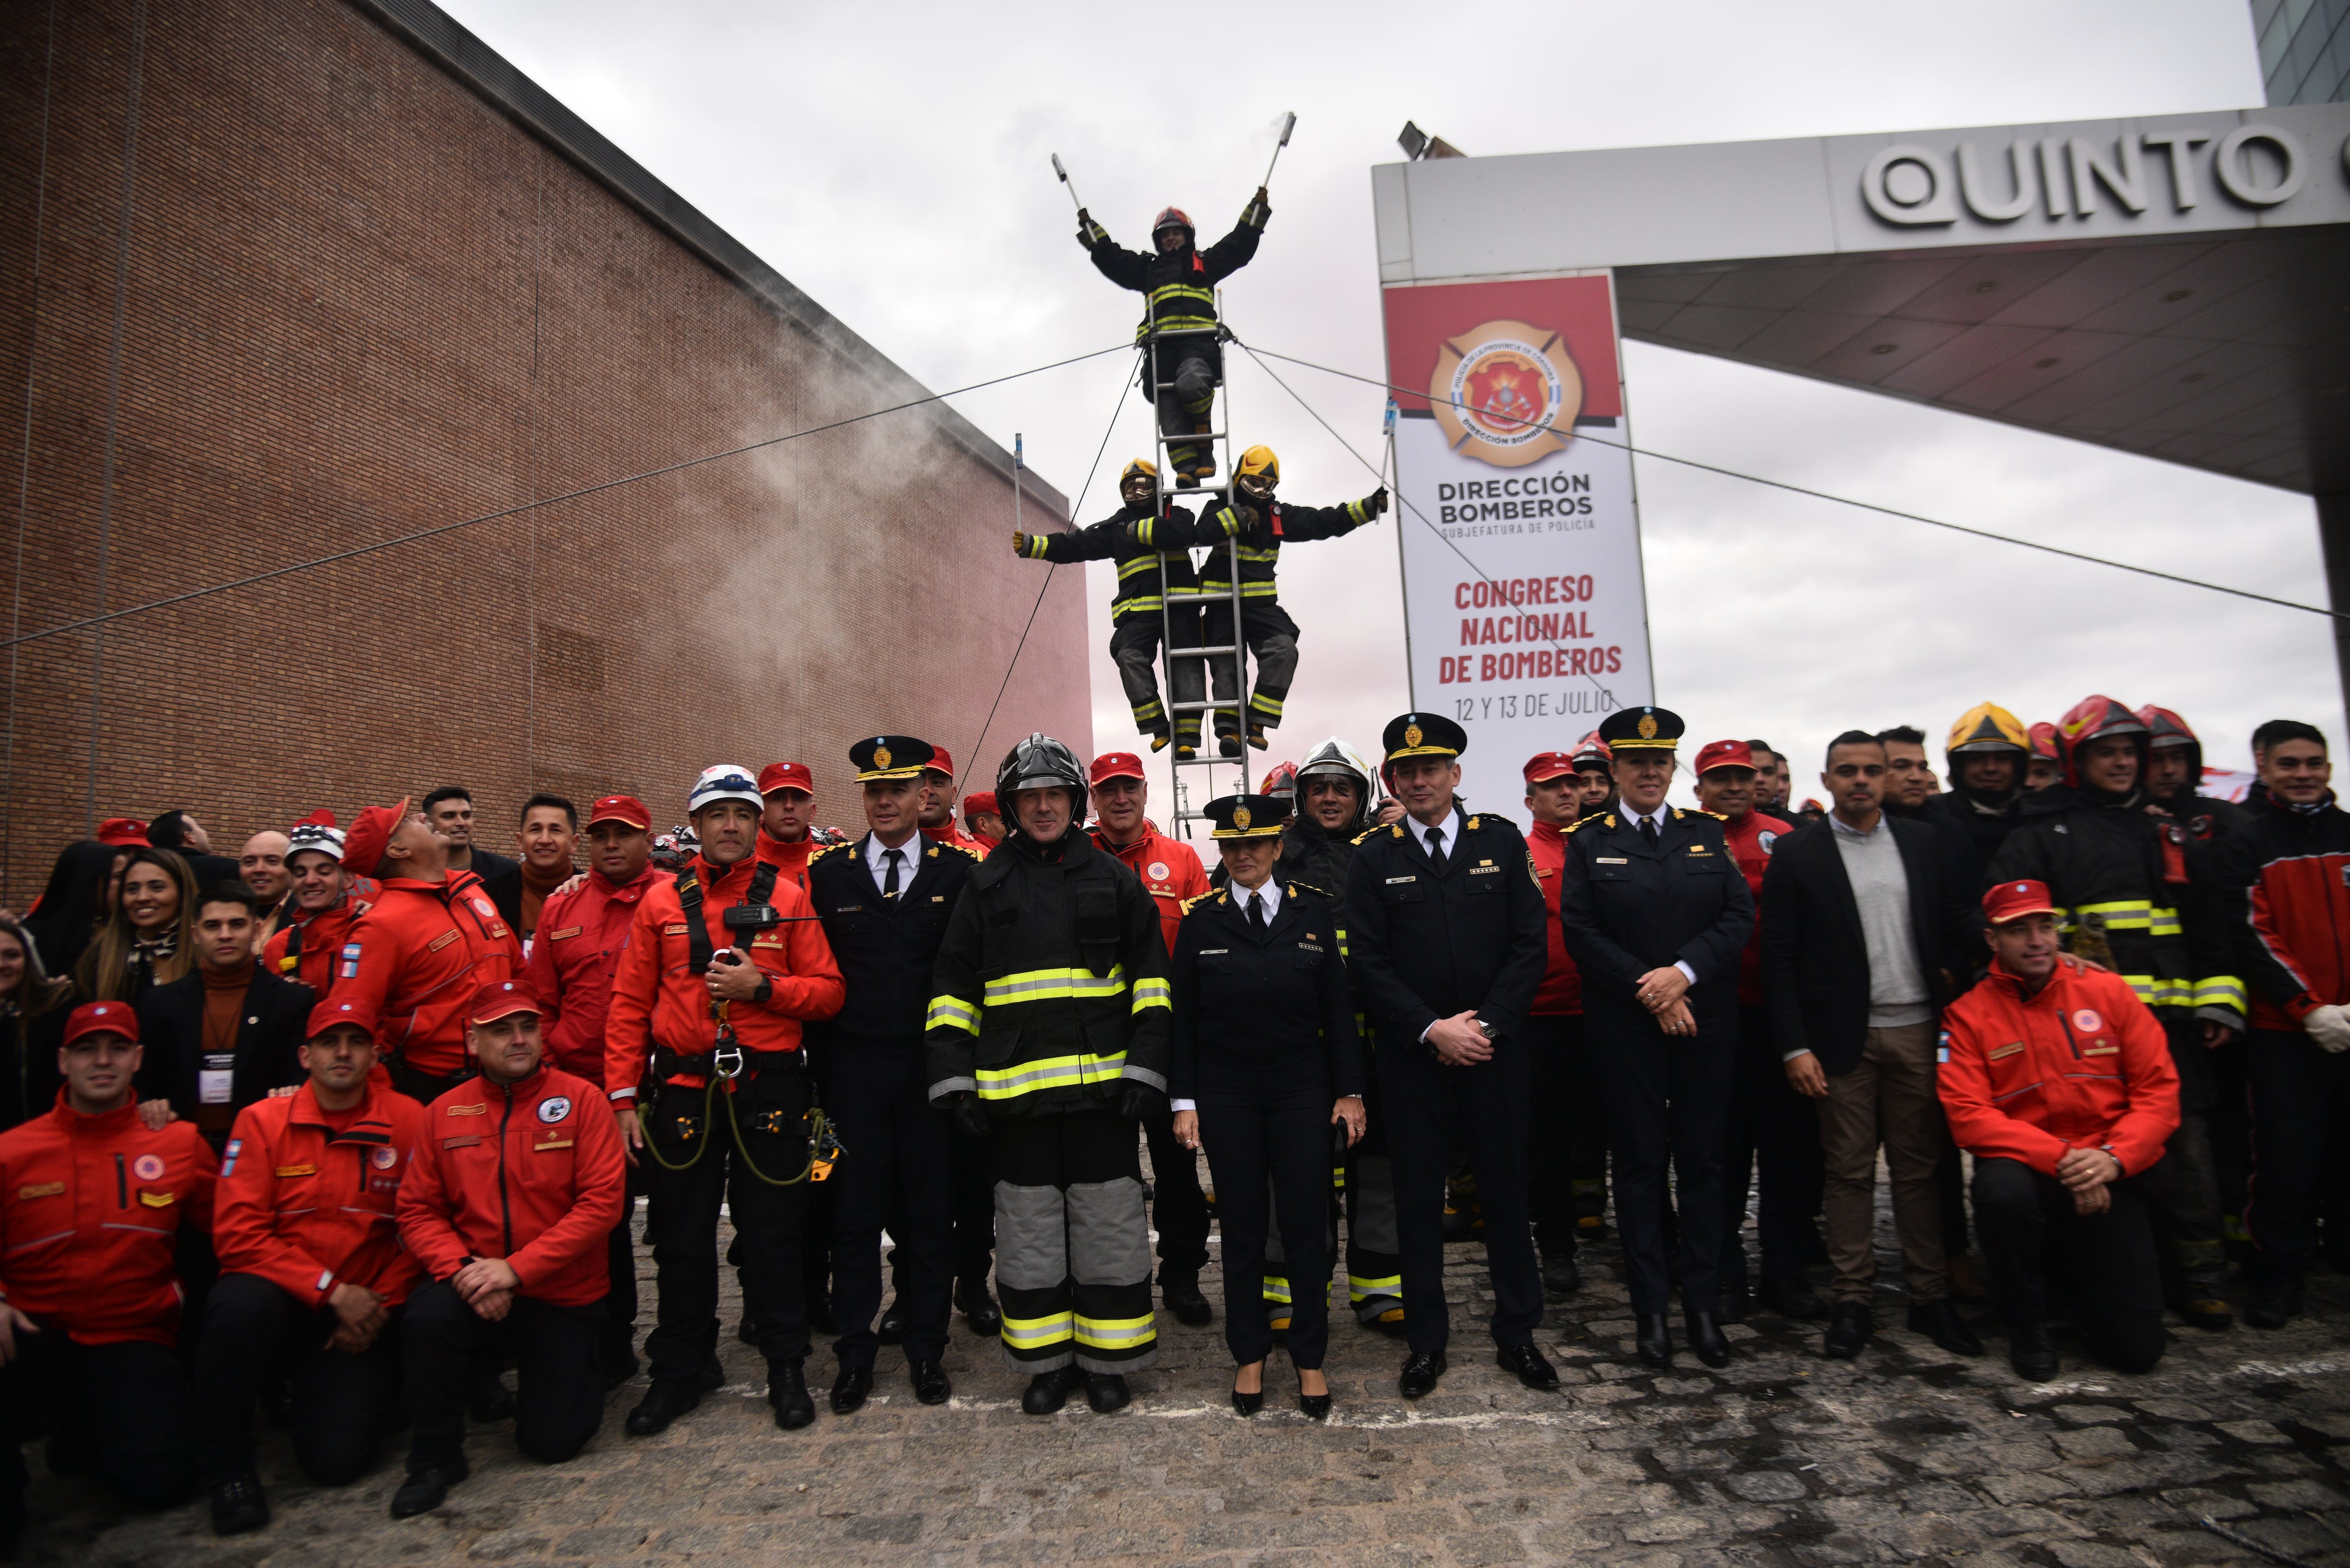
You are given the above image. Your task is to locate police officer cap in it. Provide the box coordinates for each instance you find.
[1597,706,1684,753]
[1204,794,1290,839]
[1381,711,1467,764]
[850,734,935,782]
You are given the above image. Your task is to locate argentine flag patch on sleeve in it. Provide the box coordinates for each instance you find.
[339,943,362,980]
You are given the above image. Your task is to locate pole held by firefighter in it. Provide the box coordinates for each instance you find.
[1261,111,1297,189]
[1051,153,1083,213]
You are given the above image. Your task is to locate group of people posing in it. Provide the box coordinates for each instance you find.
[0,691,2341,1546]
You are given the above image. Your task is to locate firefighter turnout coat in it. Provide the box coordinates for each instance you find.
[1022,499,1200,630]
[1189,495,1379,609]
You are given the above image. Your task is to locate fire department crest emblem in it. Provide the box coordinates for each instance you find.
[1404,724,1423,749]
[1429,319,1583,469]
[1637,714,1658,741]
[873,744,892,771]
[1233,806,1252,830]
[371,1146,399,1170]
[133,1154,165,1182]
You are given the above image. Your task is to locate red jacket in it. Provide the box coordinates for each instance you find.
[1094,822,1208,955]
[2219,795,2350,1030]
[525,867,674,1086]
[755,833,820,896]
[603,854,846,1100]
[1938,956,2180,1179]
[395,1063,624,1307]
[331,872,525,1078]
[0,1094,216,1344]
[1528,819,1581,1016]
[1724,810,1792,1008]
[213,1079,427,1309]
[261,894,373,995]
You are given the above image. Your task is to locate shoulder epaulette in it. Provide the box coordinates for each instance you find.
[808,840,855,864]
[1351,825,1386,845]
[943,841,982,861]
[1180,889,1223,914]
[1286,880,1333,900]
[1465,815,1480,831]
[1697,809,1727,821]
[1566,811,1613,833]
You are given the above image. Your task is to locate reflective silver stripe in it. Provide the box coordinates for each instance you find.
[1120,1064,1168,1092]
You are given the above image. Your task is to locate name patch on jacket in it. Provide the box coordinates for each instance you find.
[1384,876,1417,885]
[1988,1042,2025,1061]
[1597,857,1629,865]
[446,1103,486,1117]
[664,922,689,936]
[533,1139,575,1152]
[1469,865,1500,875]
[442,1135,483,1149]
[548,926,583,942]
[2083,1043,2119,1056]
[428,930,460,953]
[275,1164,317,1178]
[15,1181,63,1200]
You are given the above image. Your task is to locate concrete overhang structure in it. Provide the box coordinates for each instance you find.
[1371,103,2350,680]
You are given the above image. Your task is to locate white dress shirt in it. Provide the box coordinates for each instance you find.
[866,832,921,896]
[1172,876,1288,1114]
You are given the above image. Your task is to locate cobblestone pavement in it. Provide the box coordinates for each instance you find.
[23,1179,2350,1568]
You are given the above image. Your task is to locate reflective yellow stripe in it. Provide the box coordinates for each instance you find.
[983,965,1129,1006]
[1000,1311,1074,1348]
[925,997,980,1036]
[1116,556,1159,581]
[976,1052,1129,1100]
[1197,580,1278,598]
[1348,1273,1402,1301]
[1136,316,1219,338]
[2195,977,2246,1009]
[1130,698,1165,722]
[1147,284,1216,304]
[1346,497,1368,522]
[1023,535,1050,559]
[1249,693,1284,717]
[1261,1276,1292,1304]
[1110,595,1163,618]
[1235,546,1280,562]
[1130,977,1171,1014]
[2077,899,2154,930]
[1073,1312,1155,1350]
[2149,908,2183,937]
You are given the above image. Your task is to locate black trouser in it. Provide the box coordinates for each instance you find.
[830,1047,954,1368]
[1149,337,1219,433]
[2246,1025,2350,1280]
[0,1326,193,1514]
[402,1280,603,1473]
[1719,1004,1825,1287]
[2138,1013,2227,1294]
[950,1114,996,1283]
[1342,1063,1404,1324]
[605,1206,639,1369]
[1201,601,1299,739]
[391,1061,473,1105]
[2207,1031,2252,1227]
[1109,616,1204,748]
[1201,1082,1333,1368]
[1526,1015,1582,1260]
[992,1107,1157,1374]
[1141,1110,1210,1283]
[642,1068,812,1382]
[1380,1029,1542,1355]
[1587,998,1736,1317]
[193,1272,400,1486]
[1972,1157,2165,1373]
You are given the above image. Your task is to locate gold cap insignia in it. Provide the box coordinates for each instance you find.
[1234,805,1252,829]
[1637,714,1658,740]
[1404,723,1423,749]
[872,744,892,771]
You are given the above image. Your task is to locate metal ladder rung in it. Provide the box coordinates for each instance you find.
[1162,645,1239,657]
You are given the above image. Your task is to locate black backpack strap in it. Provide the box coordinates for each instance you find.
[677,869,714,975]
[747,862,779,909]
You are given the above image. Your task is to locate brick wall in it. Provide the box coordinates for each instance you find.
[0,0,1089,897]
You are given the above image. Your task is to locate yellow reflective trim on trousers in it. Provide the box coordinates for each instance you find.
[1000,1311,1074,1348]
[1261,1276,1293,1303]
[926,997,980,1035]
[1249,693,1283,717]
[983,964,1129,1006]
[1348,1273,1402,1299]
[1130,978,1171,1014]
[976,1052,1128,1100]
[1073,1313,1156,1349]
[1130,699,1165,722]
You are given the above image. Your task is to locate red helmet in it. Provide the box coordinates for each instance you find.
[1152,206,1193,241]
[2055,694,2147,788]
[2135,705,2198,750]
[1261,761,1298,801]
[2028,722,2059,762]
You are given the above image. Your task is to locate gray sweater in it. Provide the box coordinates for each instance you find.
[1827,813,1931,1029]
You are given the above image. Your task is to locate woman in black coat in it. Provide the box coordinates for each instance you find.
[1170,795,1364,1418]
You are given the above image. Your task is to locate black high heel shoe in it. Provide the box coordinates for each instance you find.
[1231,1375,1265,1417]
[1296,1370,1332,1421]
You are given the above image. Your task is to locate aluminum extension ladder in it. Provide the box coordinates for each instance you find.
[1147,305,1252,842]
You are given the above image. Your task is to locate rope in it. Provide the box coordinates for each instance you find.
[632,1075,829,1186]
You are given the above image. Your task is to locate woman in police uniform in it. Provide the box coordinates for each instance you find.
[1169,795,1365,1418]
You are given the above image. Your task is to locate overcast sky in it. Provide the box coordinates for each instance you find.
[442,0,2333,808]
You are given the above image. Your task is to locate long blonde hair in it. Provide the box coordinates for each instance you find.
[75,847,198,1001]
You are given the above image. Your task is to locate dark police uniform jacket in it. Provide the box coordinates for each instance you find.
[1556,807,1754,1030]
[807,835,979,1056]
[1170,882,1364,1102]
[1341,807,1550,1049]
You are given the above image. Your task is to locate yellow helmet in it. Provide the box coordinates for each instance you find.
[1945,702,2028,756]
[1237,445,1280,485]
[1119,457,1158,484]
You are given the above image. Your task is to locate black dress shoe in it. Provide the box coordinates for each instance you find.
[1757,1273,1826,1321]
[1161,1276,1213,1326]
[1497,1342,1561,1390]
[1635,1314,1673,1369]
[1540,1252,1582,1295]
[1907,1300,1984,1356]
[1083,1372,1131,1413]
[389,1456,469,1519]
[1822,1302,1872,1359]
[210,1472,269,1535]
[1398,1350,1447,1397]
[626,1380,700,1435]
[1715,1278,1751,1324]
[2008,1325,2060,1382]
[830,1363,873,1415]
[909,1359,952,1405]
[1685,1311,1731,1368]
[1022,1366,1081,1415]
[877,1301,907,1346]
[771,1361,817,1430]
[957,1277,1003,1336]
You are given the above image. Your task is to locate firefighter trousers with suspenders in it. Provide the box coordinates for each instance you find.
[636,861,836,1382]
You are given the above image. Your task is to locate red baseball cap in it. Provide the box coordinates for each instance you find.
[95,818,151,847]
[924,747,956,778]
[63,1000,140,1048]
[963,791,999,817]
[588,795,652,831]
[1693,740,1755,777]
[467,978,544,1024]
[1522,751,1575,784]
[1089,752,1147,786]
[1983,879,2060,926]
[306,996,378,1042]
[342,797,410,880]
[758,762,813,798]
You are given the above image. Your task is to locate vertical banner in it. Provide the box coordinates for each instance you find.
[1380,274,1653,826]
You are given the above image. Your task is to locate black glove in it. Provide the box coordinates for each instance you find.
[949,1092,990,1139]
[1365,486,1389,518]
[1075,209,1106,249]
[1115,1081,1167,1123]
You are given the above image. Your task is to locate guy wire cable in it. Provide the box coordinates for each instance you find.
[962,351,1140,778]
[0,341,1134,653]
[1234,337,2345,624]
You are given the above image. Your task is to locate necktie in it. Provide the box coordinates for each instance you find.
[1640,816,1659,850]
[1425,826,1447,870]
[1248,892,1267,932]
[882,849,903,899]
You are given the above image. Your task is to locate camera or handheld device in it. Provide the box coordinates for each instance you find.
[723,903,781,934]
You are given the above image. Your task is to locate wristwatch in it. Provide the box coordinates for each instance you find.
[1473,1018,1497,1042]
